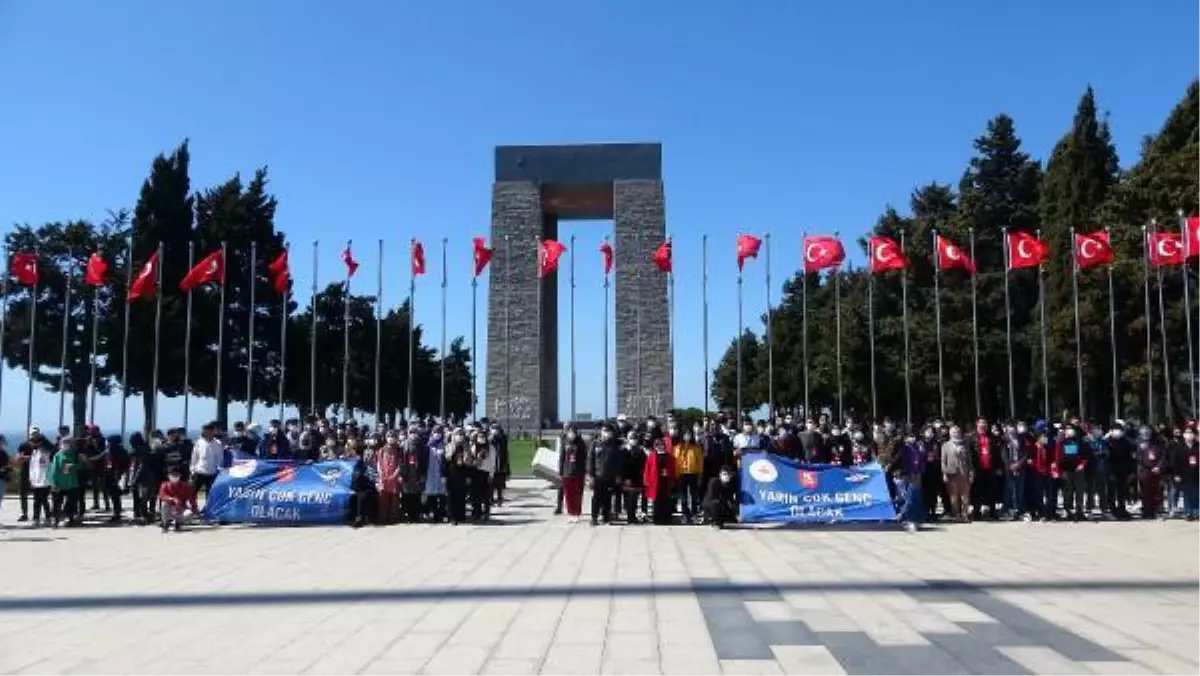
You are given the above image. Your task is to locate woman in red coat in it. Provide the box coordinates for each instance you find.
[644,437,677,525]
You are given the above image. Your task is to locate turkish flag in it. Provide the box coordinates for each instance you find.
[128,252,158,301]
[736,234,761,271]
[1184,216,1200,259]
[84,252,109,287]
[1007,231,1050,270]
[803,235,845,272]
[1148,232,1185,267]
[473,237,493,277]
[411,240,426,277]
[268,251,290,294]
[599,241,613,275]
[1073,232,1113,270]
[868,236,908,273]
[935,234,975,274]
[179,249,225,292]
[653,239,672,273]
[9,252,38,286]
[538,239,567,278]
[342,245,359,278]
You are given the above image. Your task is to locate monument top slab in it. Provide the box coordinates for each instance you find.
[494,143,661,183]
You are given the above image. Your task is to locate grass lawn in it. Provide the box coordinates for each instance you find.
[507,437,540,477]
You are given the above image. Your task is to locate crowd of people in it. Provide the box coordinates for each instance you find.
[1,409,1197,533]
[0,416,511,531]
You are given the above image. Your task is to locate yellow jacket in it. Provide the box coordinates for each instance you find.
[674,441,703,475]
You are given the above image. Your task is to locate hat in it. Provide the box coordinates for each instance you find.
[28,425,41,437]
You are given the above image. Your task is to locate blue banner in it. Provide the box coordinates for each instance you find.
[738,452,897,524]
[203,457,356,525]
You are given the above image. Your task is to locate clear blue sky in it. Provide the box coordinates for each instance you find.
[0,1,1196,432]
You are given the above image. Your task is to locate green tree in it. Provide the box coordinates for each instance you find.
[711,329,764,415]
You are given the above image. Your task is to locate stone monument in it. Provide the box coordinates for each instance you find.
[485,143,671,431]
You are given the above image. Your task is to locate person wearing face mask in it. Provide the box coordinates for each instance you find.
[701,421,734,494]
[471,432,496,521]
[258,420,291,460]
[1057,424,1092,522]
[825,426,851,467]
[849,429,874,467]
[643,437,677,525]
[874,423,899,476]
[423,428,447,523]
[796,420,824,464]
[1164,425,1194,519]
[559,424,588,523]
[398,433,428,523]
[969,419,1003,521]
[157,468,198,533]
[702,465,738,528]
[673,428,703,523]
[1175,425,1199,520]
[1086,425,1110,518]
[587,422,621,526]
[919,427,945,520]
[442,433,470,525]
[374,434,401,524]
[1106,422,1134,519]
[619,432,648,523]
[1135,425,1164,518]
[489,423,510,507]
[999,423,1027,521]
[940,425,972,522]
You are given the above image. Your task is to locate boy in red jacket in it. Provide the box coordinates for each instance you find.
[158,468,199,532]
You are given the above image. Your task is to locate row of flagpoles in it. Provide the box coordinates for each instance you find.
[1,214,1197,436]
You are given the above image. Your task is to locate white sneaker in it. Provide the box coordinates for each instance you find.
[903,522,917,533]
[1022,514,1032,523]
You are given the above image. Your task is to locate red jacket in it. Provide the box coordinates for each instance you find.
[643,448,676,502]
[158,480,199,512]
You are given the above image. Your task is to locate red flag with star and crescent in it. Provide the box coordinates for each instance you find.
[1073,232,1113,270]
[538,239,567,278]
[1148,232,1185,267]
[599,241,613,275]
[1183,215,1199,259]
[411,240,426,277]
[935,234,975,274]
[473,237,493,277]
[1007,231,1050,270]
[179,249,224,292]
[128,253,158,301]
[9,252,38,286]
[268,250,290,294]
[736,234,761,271]
[803,235,845,272]
[342,244,359,279]
[868,235,908,273]
[84,252,109,287]
[653,239,672,273]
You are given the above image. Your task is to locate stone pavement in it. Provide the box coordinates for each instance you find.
[0,482,1196,675]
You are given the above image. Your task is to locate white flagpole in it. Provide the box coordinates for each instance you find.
[1179,210,1197,417]
[1071,227,1085,420]
[932,228,945,420]
[801,230,809,419]
[183,242,194,432]
[375,238,383,426]
[406,239,416,421]
[867,244,876,421]
[1037,228,1049,419]
[736,234,743,419]
[25,249,39,435]
[569,234,576,421]
[1003,226,1015,419]
[216,241,228,426]
[342,239,352,419]
[765,232,773,417]
[1106,227,1119,422]
[309,240,318,418]
[150,241,163,432]
[1152,221,1172,421]
[440,237,448,420]
[701,235,708,415]
[1142,225,1154,423]
[57,249,73,430]
[119,237,132,439]
[246,241,257,422]
[900,230,911,427]
[279,244,289,424]
[970,227,980,420]
[0,245,7,421]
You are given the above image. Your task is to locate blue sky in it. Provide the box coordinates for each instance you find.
[0,1,1196,432]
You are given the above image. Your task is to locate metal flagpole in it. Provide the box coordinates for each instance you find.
[375,238,383,425]
[669,237,676,415]
[279,245,289,423]
[569,234,576,421]
[1152,221,1172,421]
[900,230,911,427]
[182,242,194,431]
[802,230,809,420]
[246,241,257,422]
[932,228,945,419]
[868,249,876,421]
[636,232,643,416]
[150,241,163,432]
[765,232,773,416]
[736,233,743,419]
[1179,210,1197,417]
[0,245,7,420]
[440,237,448,420]
[88,268,99,424]
[536,236,543,424]
[1106,227,1119,422]
[1003,226,1015,420]
[504,235,512,430]
[216,241,228,425]
[342,239,352,419]
[603,240,611,418]
[701,235,708,415]
[470,245,478,421]
[970,227,980,420]
[25,249,38,435]
[1142,225,1154,423]
[406,239,416,421]
[120,237,132,439]
[1038,229,1049,419]
[834,236,844,424]
[1070,227,1085,420]
[57,249,73,429]
[309,240,318,418]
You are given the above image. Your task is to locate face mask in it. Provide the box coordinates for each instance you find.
[1064,429,1077,439]
[873,432,885,443]
[883,423,895,434]
[168,475,181,484]
[922,430,934,440]
[600,431,612,441]
[647,421,658,429]
[743,426,753,434]
[1111,429,1124,438]
[830,428,841,437]
[1139,429,1152,441]
[1185,433,1196,444]
[566,432,576,441]
[683,433,693,442]
[852,431,864,442]
[1016,425,1028,434]
[719,473,731,483]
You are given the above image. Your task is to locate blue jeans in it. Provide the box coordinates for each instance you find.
[899,480,923,524]
[1004,473,1024,516]
[1166,481,1183,515]
[1183,483,1199,518]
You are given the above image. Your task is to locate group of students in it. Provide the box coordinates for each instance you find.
[0,415,512,531]
[547,411,1200,527]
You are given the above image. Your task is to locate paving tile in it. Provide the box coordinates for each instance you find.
[997,647,1090,675]
[719,659,784,675]
[770,645,847,675]
[480,658,542,675]
[660,656,722,675]
[601,658,663,675]
[358,658,429,675]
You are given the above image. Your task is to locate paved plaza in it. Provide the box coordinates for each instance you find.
[0,482,1197,675]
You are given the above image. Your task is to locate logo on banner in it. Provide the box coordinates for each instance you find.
[229,459,257,479]
[748,459,778,483]
[797,470,818,489]
[845,472,869,484]
[318,467,344,483]
[275,466,297,483]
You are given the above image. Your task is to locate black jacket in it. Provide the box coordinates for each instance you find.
[559,436,588,478]
[796,430,824,463]
[587,437,621,480]
[399,440,427,494]
[621,444,647,488]
[702,432,735,474]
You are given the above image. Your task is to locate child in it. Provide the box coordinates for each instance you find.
[157,467,199,532]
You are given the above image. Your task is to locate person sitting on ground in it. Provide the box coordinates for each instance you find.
[702,464,738,528]
[157,467,199,533]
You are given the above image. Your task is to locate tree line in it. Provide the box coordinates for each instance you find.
[714,83,1200,425]
[1,141,472,432]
